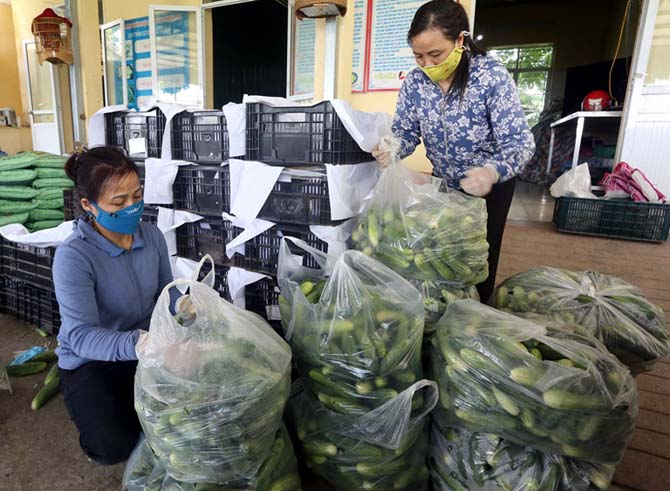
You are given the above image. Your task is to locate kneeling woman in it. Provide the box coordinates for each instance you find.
[54,146,173,465]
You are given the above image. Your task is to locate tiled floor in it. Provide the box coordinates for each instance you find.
[508,180,555,222]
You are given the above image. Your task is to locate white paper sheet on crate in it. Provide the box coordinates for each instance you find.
[227,267,270,309]
[157,208,202,256]
[229,159,284,221]
[222,102,246,158]
[0,222,75,248]
[221,212,275,258]
[325,162,381,218]
[310,219,357,265]
[88,105,127,147]
[143,158,191,204]
[157,102,194,161]
[242,95,392,153]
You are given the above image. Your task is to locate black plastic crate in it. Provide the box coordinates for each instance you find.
[553,197,670,242]
[191,261,231,301]
[105,109,165,159]
[176,214,241,266]
[174,165,230,215]
[141,205,160,226]
[245,276,281,325]
[63,188,81,221]
[172,110,230,164]
[0,277,61,334]
[0,241,56,291]
[234,223,327,276]
[246,101,372,166]
[257,166,342,225]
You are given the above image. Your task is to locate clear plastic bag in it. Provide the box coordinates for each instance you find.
[123,427,300,491]
[289,379,437,491]
[277,238,425,414]
[432,300,638,464]
[350,137,489,288]
[412,279,480,336]
[135,270,293,486]
[493,267,670,373]
[428,419,615,491]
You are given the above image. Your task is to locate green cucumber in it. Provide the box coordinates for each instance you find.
[31,377,60,410]
[7,361,47,377]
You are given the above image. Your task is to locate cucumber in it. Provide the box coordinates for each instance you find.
[510,366,545,387]
[303,440,338,457]
[31,377,60,410]
[43,363,59,386]
[543,390,609,411]
[269,473,301,491]
[492,386,520,416]
[31,349,58,364]
[7,361,47,377]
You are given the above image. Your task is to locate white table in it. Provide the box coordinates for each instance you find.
[546,111,623,175]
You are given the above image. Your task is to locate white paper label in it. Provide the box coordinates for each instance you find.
[266,305,281,321]
[128,137,147,155]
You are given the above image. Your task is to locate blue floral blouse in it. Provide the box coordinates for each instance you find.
[392,54,536,185]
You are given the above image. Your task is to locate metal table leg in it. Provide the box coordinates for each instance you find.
[546,126,556,176]
[572,116,585,168]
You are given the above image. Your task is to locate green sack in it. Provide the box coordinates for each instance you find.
[0,212,30,226]
[0,169,37,186]
[35,168,67,179]
[30,209,65,221]
[32,197,64,209]
[33,178,74,190]
[33,155,67,168]
[0,186,39,201]
[0,153,39,171]
[0,200,38,214]
[26,219,62,231]
[35,187,65,199]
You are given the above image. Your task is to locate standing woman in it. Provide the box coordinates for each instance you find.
[373,0,535,302]
[54,146,173,465]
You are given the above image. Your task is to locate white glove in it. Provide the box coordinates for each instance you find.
[372,143,391,168]
[135,331,149,358]
[460,166,499,197]
[174,294,196,327]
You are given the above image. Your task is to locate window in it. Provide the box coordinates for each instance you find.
[489,44,554,127]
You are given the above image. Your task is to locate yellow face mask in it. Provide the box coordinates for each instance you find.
[420,46,465,84]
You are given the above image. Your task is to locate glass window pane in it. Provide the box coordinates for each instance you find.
[517,71,549,127]
[34,114,55,123]
[519,46,553,69]
[154,10,201,105]
[646,0,670,87]
[26,43,54,112]
[489,48,518,69]
[103,24,125,105]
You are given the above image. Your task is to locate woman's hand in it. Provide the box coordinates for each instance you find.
[372,144,391,168]
[460,166,499,197]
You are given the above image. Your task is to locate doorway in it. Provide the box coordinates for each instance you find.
[211,0,288,107]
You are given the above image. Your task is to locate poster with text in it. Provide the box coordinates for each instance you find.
[292,17,317,96]
[125,16,152,110]
[352,0,368,92]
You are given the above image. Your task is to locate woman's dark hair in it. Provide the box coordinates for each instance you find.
[408,0,486,100]
[65,146,139,202]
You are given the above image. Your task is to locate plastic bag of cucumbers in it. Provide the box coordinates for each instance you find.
[123,427,301,491]
[278,237,425,414]
[290,379,437,491]
[412,279,479,336]
[135,271,293,487]
[432,300,638,464]
[350,137,489,288]
[493,267,670,373]
[428,419,616,491]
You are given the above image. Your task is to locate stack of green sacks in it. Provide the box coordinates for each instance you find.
[0,153,39,227]
[0,152,71,231]
[278,239,438,491]
[29,154,71,231]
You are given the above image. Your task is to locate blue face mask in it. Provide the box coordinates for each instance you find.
[91,200,144,235]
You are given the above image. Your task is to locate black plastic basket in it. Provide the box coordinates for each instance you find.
[0,276,61,334]
[141,205,160,226]
[174,165,230,215]
[246,101,372,165]
[105,109,165,159]
[172,110,230,164]
[234,223,328,276]
[553,197,670,242]
[176,214,241,266]
[192,261,231,301]
[257,166,342,225]
[0,241,56,291]
[245,276,281,325]
[63,188,81,221]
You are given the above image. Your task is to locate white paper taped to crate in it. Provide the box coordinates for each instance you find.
[143,158,191,205]
[325,162,381,218]
[229,159,284,221]
[309,219,357,267]
[242,95,393,153]
[88,104,127,147]
[157,208,203,256]
[221,212,275,258]
[227,267,270,309]
[171,256,199,294]
[0,221,75,248]
[222,102,246,158]
[157,102,195,161]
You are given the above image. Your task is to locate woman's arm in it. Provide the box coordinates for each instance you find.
[53,247,140,361]
[392,75,423,160]
[477,61,536,181]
